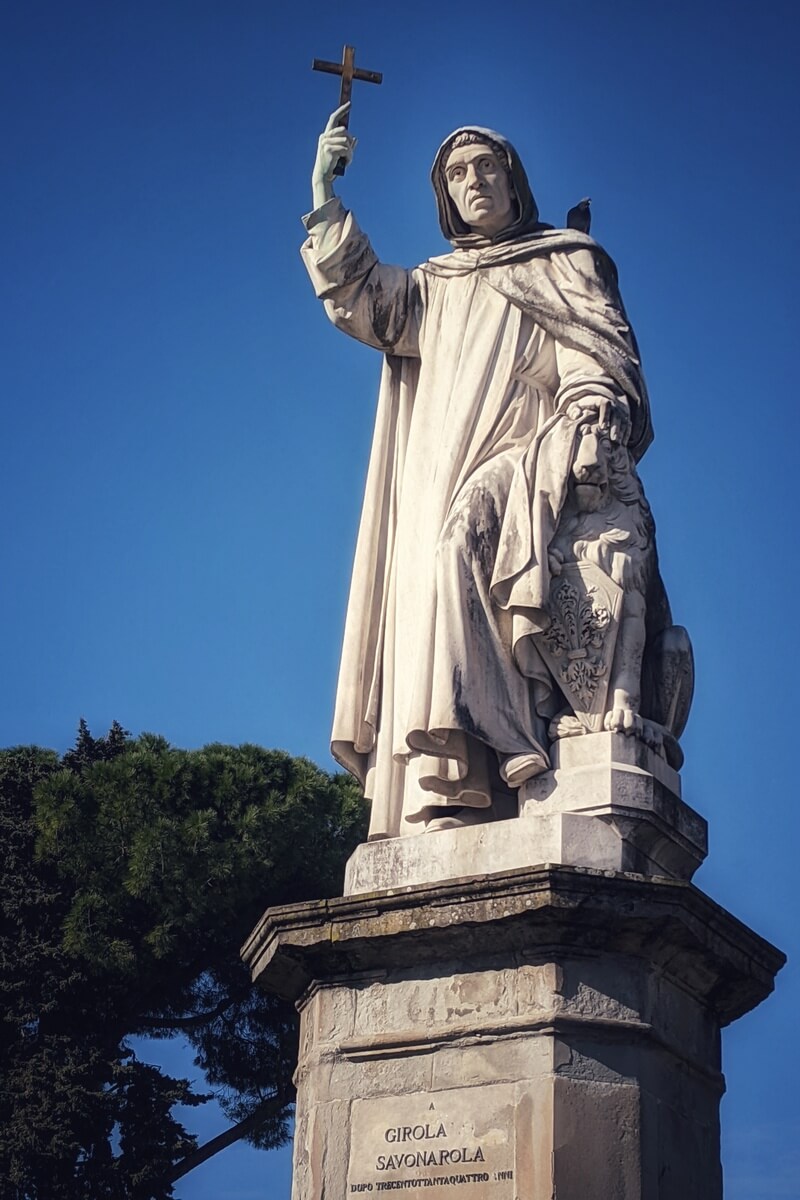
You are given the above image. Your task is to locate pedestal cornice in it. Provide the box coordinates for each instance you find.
[242,864,784,1027]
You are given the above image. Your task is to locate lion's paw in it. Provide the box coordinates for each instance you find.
[604,706,642,737]
[640,718,665,756]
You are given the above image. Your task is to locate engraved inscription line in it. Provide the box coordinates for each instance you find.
[347,1096,516,1195]
[339,1009,654,1059]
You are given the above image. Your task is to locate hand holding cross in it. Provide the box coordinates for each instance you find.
[311,45,382,208]
[312,46,382,171]
[312,104,357,209]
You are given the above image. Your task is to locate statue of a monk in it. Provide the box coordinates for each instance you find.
[302,104,690,839]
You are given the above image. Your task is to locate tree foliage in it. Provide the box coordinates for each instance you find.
[0,722,367,1199]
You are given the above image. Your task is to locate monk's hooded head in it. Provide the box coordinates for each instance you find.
[431,127,544,247]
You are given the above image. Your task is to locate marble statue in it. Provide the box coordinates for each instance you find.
[302,104,693,839]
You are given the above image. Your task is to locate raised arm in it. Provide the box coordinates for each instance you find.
[312,103,355,209]
[301,107,423,358]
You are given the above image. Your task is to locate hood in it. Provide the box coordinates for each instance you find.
[431,126,549,248]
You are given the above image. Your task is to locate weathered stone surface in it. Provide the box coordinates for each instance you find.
[245,866,783,1198]
[344,734,706,894]
[293,1098,351,1200]
[552,1076,644,1195]
[243,866,781,1027]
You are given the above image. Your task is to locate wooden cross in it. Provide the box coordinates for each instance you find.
[312,45,383,176]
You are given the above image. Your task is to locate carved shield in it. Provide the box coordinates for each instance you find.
[539,562,623,732]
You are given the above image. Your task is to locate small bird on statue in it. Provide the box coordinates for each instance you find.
[566,197,592,234]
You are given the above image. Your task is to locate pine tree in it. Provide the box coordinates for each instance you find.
[0,723,367,1198]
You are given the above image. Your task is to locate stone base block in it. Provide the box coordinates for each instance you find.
[519,732,707,879]
[243,866,784,1200]
[345,733,707,896]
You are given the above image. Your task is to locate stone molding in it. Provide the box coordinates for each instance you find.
[242,864,784,1028]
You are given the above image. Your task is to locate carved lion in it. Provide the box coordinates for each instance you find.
[546,417,693,767]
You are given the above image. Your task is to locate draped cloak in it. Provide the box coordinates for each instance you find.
[302,141,651,839]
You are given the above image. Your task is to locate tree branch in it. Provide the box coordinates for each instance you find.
[137,991,244,1031]
[167,1092,291,1183]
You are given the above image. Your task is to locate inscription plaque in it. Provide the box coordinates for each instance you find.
[347,1085,519,1196]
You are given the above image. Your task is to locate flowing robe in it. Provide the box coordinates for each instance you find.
[302,198,650,839]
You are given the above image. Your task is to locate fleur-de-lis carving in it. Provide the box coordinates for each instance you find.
[544,581,611,707]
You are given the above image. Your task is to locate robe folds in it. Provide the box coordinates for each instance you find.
[301,198,651,839]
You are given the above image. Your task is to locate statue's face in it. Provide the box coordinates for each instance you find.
[443,143,515,236]
[571,424,612,513]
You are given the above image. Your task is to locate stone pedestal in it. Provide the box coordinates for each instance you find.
[243,864,784,1200]
[345,734,707,896]
[243,737,783,1197]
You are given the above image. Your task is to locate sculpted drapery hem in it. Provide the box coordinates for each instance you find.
[302,197,650,839]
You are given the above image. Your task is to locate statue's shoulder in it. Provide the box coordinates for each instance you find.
[419,229,616,282]
[499,231,621,294]
[505,229,615,269]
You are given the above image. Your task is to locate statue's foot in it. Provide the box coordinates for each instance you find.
[499,751,549,788]
[423,805,491,833]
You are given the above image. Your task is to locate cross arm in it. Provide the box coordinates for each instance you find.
[311,59,383,85]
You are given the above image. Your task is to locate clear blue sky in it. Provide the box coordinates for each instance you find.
[2,0,799,1195]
